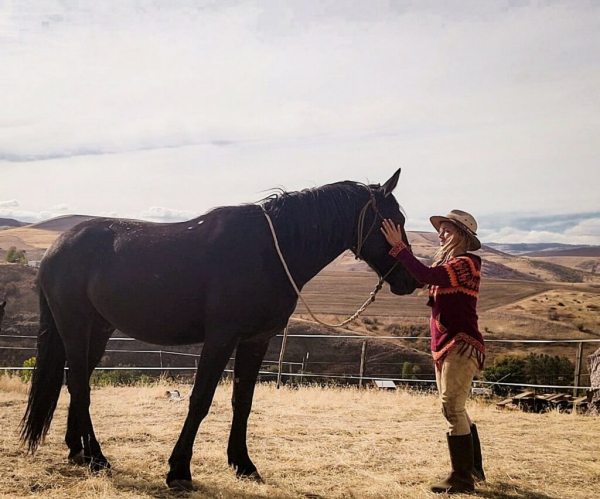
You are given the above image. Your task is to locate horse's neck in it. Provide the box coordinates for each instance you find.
[274,195,364,289]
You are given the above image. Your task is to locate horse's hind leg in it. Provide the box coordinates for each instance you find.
[227,339,269,479]
[166,332,239,489]
[66,314,114,466]
[53,304,111,472]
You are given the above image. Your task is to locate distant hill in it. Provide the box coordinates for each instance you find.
[0,218,28,229]
[327,231,598,283]
[28,214,100,232]
[523,247,600,258]
[0,215,598,283]
[485,242,594,255]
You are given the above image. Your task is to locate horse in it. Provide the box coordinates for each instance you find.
[21,169,418,489]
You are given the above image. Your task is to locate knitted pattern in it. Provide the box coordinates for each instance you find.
[435,256,481,298]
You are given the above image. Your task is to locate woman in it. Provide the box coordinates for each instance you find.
[381,209,485,494]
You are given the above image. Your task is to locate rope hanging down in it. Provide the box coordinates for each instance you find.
[262,205,397,388]
[262,209,388,329]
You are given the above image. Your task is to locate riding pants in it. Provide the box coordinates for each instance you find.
[435,342,479,436]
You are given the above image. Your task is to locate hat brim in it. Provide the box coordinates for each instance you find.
[430,216,481,251]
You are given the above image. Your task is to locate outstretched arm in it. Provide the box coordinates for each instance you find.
[380,219,451,287]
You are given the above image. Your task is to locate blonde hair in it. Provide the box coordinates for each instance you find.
[432,224,471,267]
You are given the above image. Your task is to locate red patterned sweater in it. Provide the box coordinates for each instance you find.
[389,242,485,370]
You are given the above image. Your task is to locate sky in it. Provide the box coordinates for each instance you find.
[0,0,599,245]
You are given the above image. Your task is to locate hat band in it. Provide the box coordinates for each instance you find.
[448,218,477,236]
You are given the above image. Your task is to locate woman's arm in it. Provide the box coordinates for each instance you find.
[381,219,451,287]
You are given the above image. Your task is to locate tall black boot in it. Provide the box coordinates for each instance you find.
[430,433,475,494]
[471,424,485,482]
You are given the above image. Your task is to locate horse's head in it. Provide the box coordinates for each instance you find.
[0,300,6,333]
[352,169,419,296]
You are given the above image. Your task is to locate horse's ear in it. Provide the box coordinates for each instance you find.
[381,168,401,197]
[0,301,6,309]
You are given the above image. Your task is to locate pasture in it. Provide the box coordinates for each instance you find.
[1,378,598,498]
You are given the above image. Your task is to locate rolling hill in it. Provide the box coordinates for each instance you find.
[0,218,28,229]
[522,247,600,274]
[485,242,596,255]
[27,214,100,232]
[0,215,598,283]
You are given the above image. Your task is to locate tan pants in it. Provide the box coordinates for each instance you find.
[435,343,479,436]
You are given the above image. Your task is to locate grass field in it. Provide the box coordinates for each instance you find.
[0,378,598,498]
[295,273,567,317]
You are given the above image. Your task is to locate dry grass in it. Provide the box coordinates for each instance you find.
[0,371,29,394]
[0,228,61,250]
[297,274,566,318]
[500,289,600,333]
[528,256,599,273]
[1,380,598,498]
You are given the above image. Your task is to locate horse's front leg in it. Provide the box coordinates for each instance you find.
[227,339,269,480]
[166,334,239,490]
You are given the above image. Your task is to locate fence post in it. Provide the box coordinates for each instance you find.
[301,352,309,384]
[573,342,584,397]
[359,340,368,389]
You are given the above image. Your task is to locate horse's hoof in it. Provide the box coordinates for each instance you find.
[239,470,263,483]
[229,456,262,482]
[168,479,194,491]
[234,465,263,483]
[90,458,111,474]
[68,450,86,466]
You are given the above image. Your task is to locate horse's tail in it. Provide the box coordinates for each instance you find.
[21,292,66,453]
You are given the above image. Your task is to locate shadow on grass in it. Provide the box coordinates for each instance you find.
[110,475,319,499]
[476,481,557,499]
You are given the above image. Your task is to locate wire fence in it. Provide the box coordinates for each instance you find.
[1,332,598,392]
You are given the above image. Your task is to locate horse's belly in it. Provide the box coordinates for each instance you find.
[107,315,206,346]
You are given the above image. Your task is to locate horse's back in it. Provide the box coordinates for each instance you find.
[38,212,296,344]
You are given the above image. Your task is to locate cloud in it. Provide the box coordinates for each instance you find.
[0,2,598,245]
[0,199,19,208]
[479,213,600,245]
[140,206,199,222]
[0,200,72,223]
[2,1,599,165]
[482,212,600,233]
[99,211,119,218]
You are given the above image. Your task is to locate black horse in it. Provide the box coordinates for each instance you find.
[21,169,417,489]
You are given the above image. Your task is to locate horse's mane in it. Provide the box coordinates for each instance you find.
[258,181,374,255]
[205,181,373,222]
[261,181,368,216]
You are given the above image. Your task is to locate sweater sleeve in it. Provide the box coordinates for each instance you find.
[388,242,452,287]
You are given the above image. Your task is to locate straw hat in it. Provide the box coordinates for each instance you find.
[430,210,481,251]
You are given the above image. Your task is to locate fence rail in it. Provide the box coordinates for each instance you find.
[1,332,597,392]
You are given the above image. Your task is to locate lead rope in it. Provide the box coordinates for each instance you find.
[262,207,397,388]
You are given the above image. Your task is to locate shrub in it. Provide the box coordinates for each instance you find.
[21,357,36,383]
[402,362,414,380]
[385,323,403,335]
[482,353,574,390]
[89,369,153,386]
[6,246,27,264]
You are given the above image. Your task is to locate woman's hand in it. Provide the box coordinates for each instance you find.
[380,219,403,247]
